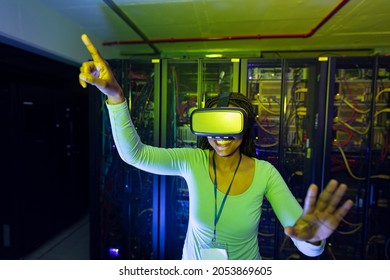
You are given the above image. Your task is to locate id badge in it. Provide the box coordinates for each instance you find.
[200,242,228,260]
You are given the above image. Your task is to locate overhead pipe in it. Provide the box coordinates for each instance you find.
[103,0,160,54]
[103,0,349,46]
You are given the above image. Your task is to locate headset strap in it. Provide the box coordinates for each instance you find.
[217,92,232,107]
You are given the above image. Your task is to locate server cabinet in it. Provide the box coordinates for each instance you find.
[243,58,329,259]
[370,56,390,260]
[0,59,89,259]
[160,59,199,260]
[244,59,283,259]
[0,85,88,259]
[92,60,160,259]
[250,57,389,260]
[281,58,330,259]
[324,56,390,259]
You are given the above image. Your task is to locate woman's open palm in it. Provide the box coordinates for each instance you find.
[285,179,354,243]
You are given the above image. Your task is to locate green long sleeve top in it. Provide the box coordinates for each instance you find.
[106,100,325,260]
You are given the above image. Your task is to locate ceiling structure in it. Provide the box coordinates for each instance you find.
[4,0,390,62]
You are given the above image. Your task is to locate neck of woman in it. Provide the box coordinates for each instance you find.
[212,149,242,172]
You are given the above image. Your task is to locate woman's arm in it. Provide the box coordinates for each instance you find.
[265,165,353,256]
[264,164,325,257]
[79,34,190,175]
[106,100,193,175]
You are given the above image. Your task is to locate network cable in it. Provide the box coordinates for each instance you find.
[336,145,390,180]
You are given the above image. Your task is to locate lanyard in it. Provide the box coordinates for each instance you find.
[212,152,242,243]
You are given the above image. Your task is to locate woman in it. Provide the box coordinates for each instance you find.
[79,34,353,260]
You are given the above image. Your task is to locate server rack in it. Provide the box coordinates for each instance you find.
[243,59,282,259]
[160,59,199,260]
[0,54,89,259]
[243,58,330,259]
[369,56,390,260]
[91,60,160,260]
[324,56,390,259]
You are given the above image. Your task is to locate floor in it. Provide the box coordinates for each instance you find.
[21,213,90,260]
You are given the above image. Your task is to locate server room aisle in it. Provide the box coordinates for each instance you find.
[21,213,90,260]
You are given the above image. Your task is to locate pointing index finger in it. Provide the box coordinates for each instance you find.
[81,34,104,63]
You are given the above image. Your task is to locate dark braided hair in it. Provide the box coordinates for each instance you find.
[198,92,257,158]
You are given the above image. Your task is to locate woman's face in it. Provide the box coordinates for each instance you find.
[207,136,243,157]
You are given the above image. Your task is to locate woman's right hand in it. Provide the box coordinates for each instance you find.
[79,34,125,104]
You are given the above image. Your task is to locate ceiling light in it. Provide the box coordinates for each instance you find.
[205,54,223,58]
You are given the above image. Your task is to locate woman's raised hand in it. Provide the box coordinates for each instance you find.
[79,34,125,104]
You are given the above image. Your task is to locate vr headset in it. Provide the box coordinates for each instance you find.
[190,93,248,138]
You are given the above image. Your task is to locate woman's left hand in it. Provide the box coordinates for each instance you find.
[284,179,354,243]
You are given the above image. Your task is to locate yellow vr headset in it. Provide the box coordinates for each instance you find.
[190,93,248,138]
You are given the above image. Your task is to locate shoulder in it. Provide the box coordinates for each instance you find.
[252,158,285,184]
[174,148,209,175]
[253,158,277,171]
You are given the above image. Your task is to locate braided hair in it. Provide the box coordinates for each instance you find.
[198,92,256,157]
